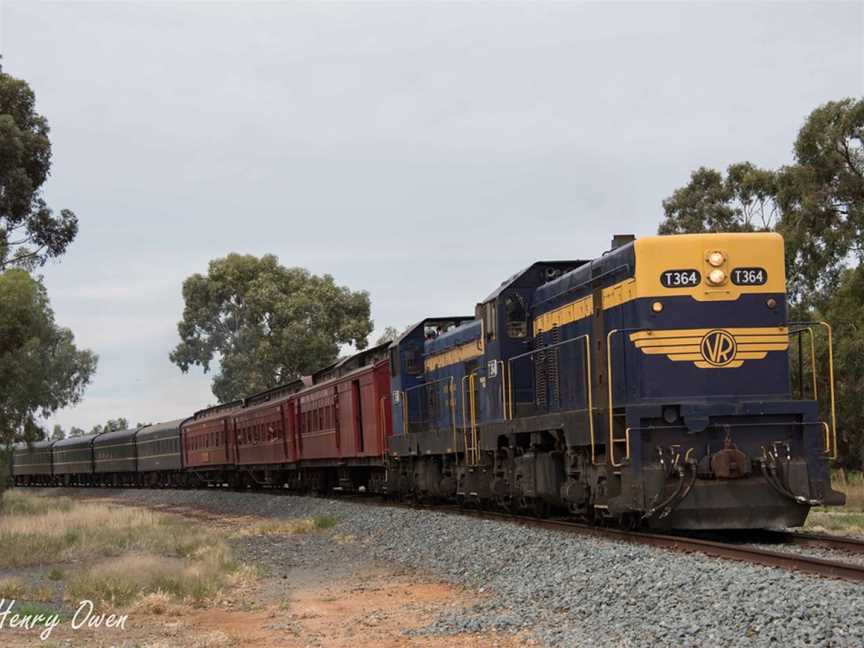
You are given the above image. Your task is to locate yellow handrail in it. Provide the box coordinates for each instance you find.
[606,329,630,467]
[790,321,838,460]
[461,373,470,431]
[448,376,457,453]
[461,371,479,465]
[497,360,506,421]
[505,360,513,420]
[821,422,832,460]
[819,322,838,460]
[403,376,455,439]
[504,335,596,462]
[580,335,597,466]
[469,373,478,464]
[791,326,818,400]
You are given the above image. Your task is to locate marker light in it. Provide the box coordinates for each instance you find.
[707,269,727,285]
[708,251,726,267]
[652,301,664,313]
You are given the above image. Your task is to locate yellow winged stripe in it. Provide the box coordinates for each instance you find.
[629,327,788,369]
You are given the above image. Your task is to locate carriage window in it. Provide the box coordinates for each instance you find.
[505,294,528,338]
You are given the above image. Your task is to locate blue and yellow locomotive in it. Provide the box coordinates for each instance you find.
[387,232,845,529]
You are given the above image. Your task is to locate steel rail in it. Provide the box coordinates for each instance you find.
[405,505,864,583]
[751,529,864,555]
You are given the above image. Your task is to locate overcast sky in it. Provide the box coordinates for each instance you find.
[0,1,861,431]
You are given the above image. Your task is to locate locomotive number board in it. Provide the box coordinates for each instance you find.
[660,269,701,288]
[731,267,768,286]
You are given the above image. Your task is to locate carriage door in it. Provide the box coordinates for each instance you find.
[352,380,364,453]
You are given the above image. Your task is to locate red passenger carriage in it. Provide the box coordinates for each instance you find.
[179,343,392,490]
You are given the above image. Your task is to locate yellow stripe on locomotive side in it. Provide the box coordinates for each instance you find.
[424,339,484,372]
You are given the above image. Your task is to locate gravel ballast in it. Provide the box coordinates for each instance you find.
[55,489,864,647]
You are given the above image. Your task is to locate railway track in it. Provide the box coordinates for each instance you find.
[398,504,864,583]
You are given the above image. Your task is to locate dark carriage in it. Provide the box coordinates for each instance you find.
[93,428,139,486]
[11,440,56,486]
[136,419,184,487]
[52,433,101,486]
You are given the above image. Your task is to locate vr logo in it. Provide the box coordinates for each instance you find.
[700,330,737,367]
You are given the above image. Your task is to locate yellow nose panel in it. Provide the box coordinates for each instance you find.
[629,326,789,369]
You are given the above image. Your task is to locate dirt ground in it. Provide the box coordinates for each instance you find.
[0,495,531,648]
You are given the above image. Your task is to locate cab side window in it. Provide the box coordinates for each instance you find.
[404,344,422,375]
[505,293,528,338]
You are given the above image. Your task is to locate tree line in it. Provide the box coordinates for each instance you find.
[0,68,95,446]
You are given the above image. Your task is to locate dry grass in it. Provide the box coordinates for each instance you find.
[28,584,56,602]
[1,491,74,515]
[0,577,54,603]
[234,514,338,537]
[0,576,27,599]
[806,469,864,533]
[66,549,238,607]
[134,591,175,615]
[0,494,217,568]
[0,491,253,608]
[832,469,864,511]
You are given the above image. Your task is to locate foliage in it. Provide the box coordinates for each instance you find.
[660,163,781,235]
[778,98,864,301]
[659,98,863,305]
[49,424,64,441]
[376,326,401,345]
[0,269,97,444]
[170,253,373,402]
[0,70,77,270]
[823,267,864,467]
[88,417,129,435]
[659,98,864,467]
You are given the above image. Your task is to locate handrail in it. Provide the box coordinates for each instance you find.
[378,395,388,458]
[607,328,636,468]
[461,374,471,429]
[469,373,478,464]
[497,360,506,421]
[789,326,818,400]
[449,376,457,453]
[505,335,595,463]
[403,376,456,441]
[820,322,838,460]
[789,321,838,460]
[461,371,479,465]
[505,360,513,420]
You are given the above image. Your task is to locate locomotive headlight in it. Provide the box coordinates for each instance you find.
[707,268,727,286]
[708,251,726,267]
